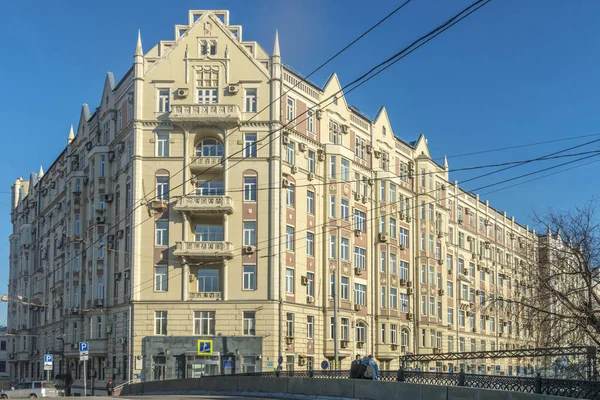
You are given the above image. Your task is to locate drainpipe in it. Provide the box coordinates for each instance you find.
[369,130,375,359]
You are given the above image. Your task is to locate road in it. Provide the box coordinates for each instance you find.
[118,396,285,400]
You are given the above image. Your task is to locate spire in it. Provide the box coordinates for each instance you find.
[135,29,143,56]
[272,29,280,58]
[443,155,449,170]
[67,125,75,144]
[38,166,44,179]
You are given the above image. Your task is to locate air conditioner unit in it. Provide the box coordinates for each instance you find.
[433,348,441,354]
[298,357,306,366]
[245,245,256,254]
[437,232,444,239]
[354,267,363,276]
[306,295,314,304]
[114,272,122,280]
[307,172,315,181]
[228,85,239,94]
[406,281,412,287]
[341,125,349,134]
[438,259,444,266]
[317,150,325,161]
[96,216,106,224]
[124,270,130,279]
[83,177,89,185]
[300,276,309,286]
[291,166,299,174]
[151,200,168,211]
[354,304,362,312]
[282,135,290,145]
[86,142,93,151]
[373,150,381,159]
[391,344,398,351]
[399,244,405,251]
[340,340,349,349]
[472,328,477,333]
[298,143,307,152]
[120,337,127,345]
[378,232,388,242]
[104,194,114,202]
[354,229,361,237]
[399,279,406,286]
[357,342,364,349]
[177,88,189,97]
[458,219,463,225]
[108,151,115,162]
[407,313,413,321]
[189,273,196,282]
[354,192,362,201]
[438,289,445,296]
[117,143,125,153]
[361,196,368,204]
[106,326,112,334]
[367,178,374,186]
[117,230,124,239]
[282,178,290,187]
[407,288,414,295]
[285,337,294,345]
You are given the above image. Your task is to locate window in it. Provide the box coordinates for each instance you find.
[390,218,397,238]
[157,133,170,157]
[75,215,80,235]
[307,315,314,339]
[243,311,256,335]
[354,210,366,231]
[286,98,295,122]
[355,137,365,159]
[329,120,340,144]
[307,191,314,214]
[381,324,386,344]
[157,89,170,112]
[420,169,426,187]
[285,268,294,293]
[341,237,349,260]
[197,269,219,292]
[381,287,386,308]
[354,283,366,305]
[195,225,224,241]
[244,88,257,112]
[400,228,409,248]
[420,296,426,315]
[286,226,295,251]
[306,272,314,296]
[307,110,315,133]
[420,265,426,284]
[447,308,454,324]
[244,133,257,158]
[155,220,168,246]
[193,311,215,335]
[287,142,295,165]
[354,247,366,270]
[429,204,434,220]
[154,266,168,292]
[196,181,224,196]
[286,313,294,337]
[341,276,349,300]
[341,158,350,181]
[244,177,257,201]
[389,253,397,274]
[307,151,315,173]
[329,156,336,178]
[380,181,386,202]
[380,252,386,273]
[400,293,409,313]
[429,297,435,315]
[329,196,336,218]
[286,184,295,207]
[400,261,409,280]
[390,288,398,309]
[196,138,223,157]
[155,311,167,335]
[356,322,366,343]
[390,184,396,203]
[458,310,465,327]
[156,176,169,200]
[341,199,350,221]
[243,265,256,290]
[420,233,425,251]
[306,232,314,257]
[198,88,218,104]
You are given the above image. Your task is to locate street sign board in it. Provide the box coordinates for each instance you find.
[79,342,89,353]
[44,354,53,365]
[277,356,283,365]
[80,354,89,361]
[321,360,329,370]
[44,365,53,371]
[197,340,213,355]
[223,361,232,368]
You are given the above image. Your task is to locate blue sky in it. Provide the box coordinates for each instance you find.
[1,0,599,323]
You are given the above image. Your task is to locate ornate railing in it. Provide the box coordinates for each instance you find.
[190,156,223,168]
[173,241,234,259]
[174,195,233,214]
[208,369,600,399]
[170,104,241,127]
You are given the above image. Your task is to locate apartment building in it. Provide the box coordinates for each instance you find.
[7,10,540,387]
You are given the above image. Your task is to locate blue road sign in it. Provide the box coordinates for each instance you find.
[321,360,329,370]
[449,367,455,373]
[79,342,89,352]
[197,340,213,355]
[224,361,233,368]
[266,361,274,367]
[277,356,283,365]
[43,354,53,364]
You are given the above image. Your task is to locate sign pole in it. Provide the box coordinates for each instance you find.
[83,359,86,397]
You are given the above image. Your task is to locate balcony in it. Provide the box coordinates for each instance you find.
[189,291,222,301]
[189,156,223,172]
[174,241,234,260]
[170,104,241,128]
[174,196,233,215]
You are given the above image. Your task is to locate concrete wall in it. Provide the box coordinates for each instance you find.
[120,376,568,400]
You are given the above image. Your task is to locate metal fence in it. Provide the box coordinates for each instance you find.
[222,369,600,399]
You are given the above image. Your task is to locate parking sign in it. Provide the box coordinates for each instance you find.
[44,354,53,365]
[79,342,89,353]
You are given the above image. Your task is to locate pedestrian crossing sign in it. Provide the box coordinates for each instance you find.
[197,340,213,355]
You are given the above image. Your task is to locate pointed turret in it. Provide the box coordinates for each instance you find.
[273,29,280,58]
[135,29,143,56]
[38,166,44,179]
[443,155,449,171]
[67,125,75,145]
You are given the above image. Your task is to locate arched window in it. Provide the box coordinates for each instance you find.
[196,138,223,157]
[401,328,409,347]
[355,321,367,343]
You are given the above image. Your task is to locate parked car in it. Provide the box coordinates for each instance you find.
[0,381,60,398]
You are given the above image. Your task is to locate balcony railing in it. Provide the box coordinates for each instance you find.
[174,241,234,259]
[170,104,241,128]
[189,156,223,171]
[189,291,222,301]
[174,196,234,215]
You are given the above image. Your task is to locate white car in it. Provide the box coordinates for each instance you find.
[1,381,60,398]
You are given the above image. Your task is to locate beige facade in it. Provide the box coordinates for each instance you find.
[8,9,542,389]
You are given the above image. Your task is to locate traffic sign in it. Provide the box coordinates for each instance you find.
[79,342,89,353]
[197,340,213,355]
[80,354,89,361]
[449,367,455,373]
[277,356,283,365]
[43,354,53,365]
[44,365,53,371]
[321,360,329,370]
[223,361,232,368]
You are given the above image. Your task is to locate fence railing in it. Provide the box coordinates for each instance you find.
[215,369,600,399]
